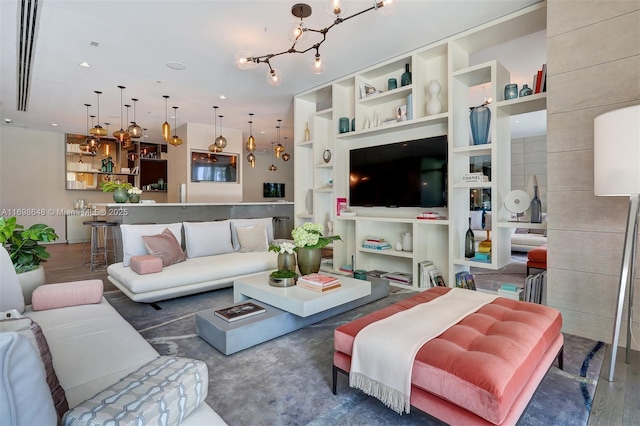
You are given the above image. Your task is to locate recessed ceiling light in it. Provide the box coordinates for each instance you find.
[166,61,186,71]
[79,62,91,68]
[51,123,58,126]
[219,95,227,100]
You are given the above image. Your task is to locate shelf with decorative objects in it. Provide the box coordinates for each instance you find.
[294,2,547,288]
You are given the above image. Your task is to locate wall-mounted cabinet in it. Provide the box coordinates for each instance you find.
[139,142,168,191]
[294,1,547,289]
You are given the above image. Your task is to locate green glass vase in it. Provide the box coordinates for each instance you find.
[112,187,128,203]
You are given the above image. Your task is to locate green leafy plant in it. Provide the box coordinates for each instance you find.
[269,269,298,279]
[100,181,133,192]
[0,217,59,273]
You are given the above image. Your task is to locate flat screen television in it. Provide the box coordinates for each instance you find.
[349,136,447,208]
[263,182,285,198]
[190,151,238,183]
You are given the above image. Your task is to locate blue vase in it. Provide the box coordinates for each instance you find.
[339,117,349,133]
[112,187,128,203]
[469,106,491,145]
[504,84,518,100]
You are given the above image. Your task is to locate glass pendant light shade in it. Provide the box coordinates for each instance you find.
[247,153,256,168]
[235,50,257,70]
[169,106,183,146]
[209,107,220,152]
[267,68,282,86]
[128,98,143,138]
[269,164,277,171]
[282,136,290,161]
[162,95,171,142]
[288,20,308,42]
[325,0,349,17]
[274,120,284,158]
[113,85,131,143]
[309,53,326,74]
[90,91,107,138]
[269,142,277,171]
[208,144,222,153]
[215,115,228,150]
[246,113,256,153]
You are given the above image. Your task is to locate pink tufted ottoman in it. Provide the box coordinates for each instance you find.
[333,287,563,425]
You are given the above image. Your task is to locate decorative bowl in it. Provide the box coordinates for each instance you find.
[269,274,298,287]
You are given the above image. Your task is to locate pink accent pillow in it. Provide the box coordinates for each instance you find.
[31,280,103,311]
[142,228,186,267]
[130,255,163,275]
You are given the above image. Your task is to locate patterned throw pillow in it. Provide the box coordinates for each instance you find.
[62,356,208,426]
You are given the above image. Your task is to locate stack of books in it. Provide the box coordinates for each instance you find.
[382,271,413,286]
[362,237,392,250]
[454,271,476,290]
[498,283,523,301]
[297,273,341,292]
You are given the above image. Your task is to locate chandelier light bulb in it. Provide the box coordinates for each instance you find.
[247,153,256,168]
[309,53,326,74]
[215,114,228,150]
[235,50,257,70]
[128,98,143,138]
[326,0,348,17]
[169,106,183,146]
[288,20,308,42]
[267,68,282,86]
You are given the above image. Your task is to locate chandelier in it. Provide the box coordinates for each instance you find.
[235,1,395,86]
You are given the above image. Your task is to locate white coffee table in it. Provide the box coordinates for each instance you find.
[234,271,371,317]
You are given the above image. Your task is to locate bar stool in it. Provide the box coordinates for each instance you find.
[83,221,119,271]
[82,220,105,267]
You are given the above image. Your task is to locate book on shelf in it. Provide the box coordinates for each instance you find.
[298,273,340,287]
[454,271,476,290]
[364,237,386,243]
[367,269,387,278]
[339,265,353,273]
[297,280,341,292]
[383,271,412,284]
[418,260,437,288]
[362,243,392,250]
[214,302,266,322]
[429,269,446,287]
[336,198,348,216]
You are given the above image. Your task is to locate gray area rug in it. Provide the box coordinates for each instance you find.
[105,287,604,426]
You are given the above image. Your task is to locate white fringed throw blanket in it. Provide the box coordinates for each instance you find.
[349,288,498,414]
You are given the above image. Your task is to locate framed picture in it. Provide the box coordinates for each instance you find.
[396,104,407,122]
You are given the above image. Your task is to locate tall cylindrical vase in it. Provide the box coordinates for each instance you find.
[469,106,491,145]
[277,253,297,272]
[297,248,321,276]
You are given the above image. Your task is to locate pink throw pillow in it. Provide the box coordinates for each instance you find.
[31,280,103,311]
[142,228,186,267]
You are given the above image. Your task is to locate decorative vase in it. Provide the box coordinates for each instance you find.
[401,63,412,86]
[297,247,321,275]
[277,253,297,272]
[464,217,475,258]
[519,84,532,97]
[113,187,128,203]
[478,230,492,253]
[530,186,542,223]
[388,78,397,90]
[504,83,518,100]
[323,149,332,163]
[426,79,443,115]
[128,194,141,203]
[469,106,491,145]
[304,122,310,141]
[339,117,349,133]
[351,118,355,131]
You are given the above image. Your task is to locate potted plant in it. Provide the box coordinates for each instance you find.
[291,222,341,275]
[100,180,133,203]
[0,216,59,303]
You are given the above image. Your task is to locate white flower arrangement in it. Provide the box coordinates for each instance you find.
[291,222,340,249]
[127,186,143,195]
[268,241,296,254]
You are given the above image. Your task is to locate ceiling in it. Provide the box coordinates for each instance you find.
[0,0,543,151]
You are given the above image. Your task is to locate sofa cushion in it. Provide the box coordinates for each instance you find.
[142,228,187,267]
[62,356,208,426]
[183,220,234,258]
[230,218,274,251]
[236,223,269,253]
[0,246,25,314]
[0,331,58,425]
[120,223,183,267]
[130,255,163,275]
[0,317,69,418]
[31,280,103,311]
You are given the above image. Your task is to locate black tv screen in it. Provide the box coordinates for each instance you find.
[264,182,285,198]
[349,136,447,208]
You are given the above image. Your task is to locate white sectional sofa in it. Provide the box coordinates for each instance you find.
[107,218,278,303]
[0,246,226,425]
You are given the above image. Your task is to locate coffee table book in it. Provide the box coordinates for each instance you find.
[214,302,266,322]
[298,273,340,287]
[297,281,342,292]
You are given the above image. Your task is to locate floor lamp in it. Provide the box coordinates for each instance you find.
[594,104,640,382]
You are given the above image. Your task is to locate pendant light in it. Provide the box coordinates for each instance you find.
[87,114,100,153]
[161,95,171,142]
[89,91,107,138]
[245,113,256,153]
[121,104,134,150]
[268,142,277,171]
[282,136,291,162]
[209,106,222,152]
[113,85,131,143]
[274,119,284,158]
[128,98,143,138]
[215,109,228,150]
[247,153,256,168]
[169,106,183,146]
[81,104,97,154]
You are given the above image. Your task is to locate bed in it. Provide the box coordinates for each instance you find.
[332,287,563,425]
